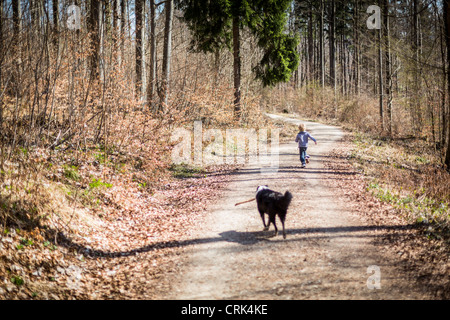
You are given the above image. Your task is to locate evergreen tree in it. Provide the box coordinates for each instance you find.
[178,0,299,118]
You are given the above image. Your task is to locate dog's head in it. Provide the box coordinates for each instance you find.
[256,185,269,193]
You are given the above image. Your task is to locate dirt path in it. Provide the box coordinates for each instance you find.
[168,115,433,300]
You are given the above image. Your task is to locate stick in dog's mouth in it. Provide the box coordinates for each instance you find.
[234,198,255,206]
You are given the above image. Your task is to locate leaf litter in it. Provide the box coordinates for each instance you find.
[0,160,238,299]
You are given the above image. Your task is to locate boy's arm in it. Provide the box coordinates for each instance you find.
[308,133,317,144]
[295,134,299,142]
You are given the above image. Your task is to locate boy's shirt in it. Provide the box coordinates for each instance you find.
[295,131,316,148]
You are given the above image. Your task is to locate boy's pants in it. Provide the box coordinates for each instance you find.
[299,147,308,165]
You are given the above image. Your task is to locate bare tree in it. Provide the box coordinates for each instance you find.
[161,0,174,109]
[384,0,392,134]
[308,5,313,83]
[148,0,157,109]
[232,14,241,119]
[412,0,422,132]
[353,0,360,95]
[319,0,324,88]
[444,0,450,169]
[329,0,336,93]
[0,0,3,129]
[89,0,100,81]
[135,0,143,97]
[12,0,20,37]
[378,0,384,131]
[120,0,126,66]
[53,0,59,49]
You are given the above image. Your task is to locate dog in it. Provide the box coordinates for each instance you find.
[255,185,293,239]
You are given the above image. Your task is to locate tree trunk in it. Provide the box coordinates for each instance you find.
[0,0,3,171]
[53,0,59,48]
[308,6,314,83]
[104,0,111,35]
[12,0,20,37]
[148,0,157,109]
[232,15,241,119]
[112,0,117,43]
[341,34,347,96]
[161,0,174,108]
[0,0,3,129]
[319,0,324,88]
[440,3,448,151]
[329,0,336,93]
[443,0,450,168]
[384,0,392,134]
[135,0,143,97]
[120,0,125,67]
[99,1,105,81]
[354,0,360,95]
[11,0,20,97]
[412,0,421,133]
[378,8,384,132]
[89,0,100,81]
[214,49,221,87]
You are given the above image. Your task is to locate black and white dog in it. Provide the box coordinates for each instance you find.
[256,186,293,239]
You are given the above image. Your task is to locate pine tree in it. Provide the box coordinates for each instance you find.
[178,0,299,119]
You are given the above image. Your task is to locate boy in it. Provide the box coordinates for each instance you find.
[295,123,317,168]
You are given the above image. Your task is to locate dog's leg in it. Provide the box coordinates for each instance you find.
[259,209,268,231]
[279,213,287,239]
[269,214,278,237]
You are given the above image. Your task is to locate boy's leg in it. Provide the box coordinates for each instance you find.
[300,147,307,165]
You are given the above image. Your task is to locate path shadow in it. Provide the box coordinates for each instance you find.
[208,164,358,178]
[54,223,418,258]
[218,224,417,245]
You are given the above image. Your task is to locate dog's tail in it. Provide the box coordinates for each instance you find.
[282,191,293,208]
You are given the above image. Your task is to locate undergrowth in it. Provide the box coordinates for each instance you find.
[350,132,450,241]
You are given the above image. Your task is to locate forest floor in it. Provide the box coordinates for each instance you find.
[0,114,448,300]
